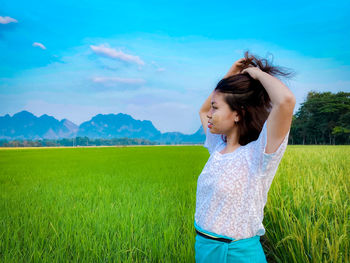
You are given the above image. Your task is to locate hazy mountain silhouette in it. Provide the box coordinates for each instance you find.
[0,110,205,144]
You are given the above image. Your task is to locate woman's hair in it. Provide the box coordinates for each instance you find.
[215,50,296,145]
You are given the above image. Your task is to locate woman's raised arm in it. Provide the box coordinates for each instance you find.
[242,66,296,154]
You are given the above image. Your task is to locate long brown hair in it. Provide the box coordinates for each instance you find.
[215,50,296,145]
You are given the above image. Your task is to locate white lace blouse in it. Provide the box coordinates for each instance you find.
[194,119,290,240]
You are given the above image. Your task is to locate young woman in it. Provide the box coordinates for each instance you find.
[194,51,296,262]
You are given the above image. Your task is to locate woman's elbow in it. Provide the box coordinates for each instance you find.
[281,94,296,108]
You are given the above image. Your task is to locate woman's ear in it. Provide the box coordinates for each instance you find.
[233,111,240,122]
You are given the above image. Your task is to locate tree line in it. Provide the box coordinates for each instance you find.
[290,91,350,145]
[0,137,159,147]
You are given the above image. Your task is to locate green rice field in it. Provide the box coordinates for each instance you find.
[0,145,349,262]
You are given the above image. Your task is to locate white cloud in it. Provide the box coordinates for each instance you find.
[150,60,165,72]
[92,76,146,85]
[32,42,46,50]
[90,44,145,65]
[0,16,17,24]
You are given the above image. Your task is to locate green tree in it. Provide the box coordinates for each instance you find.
[291,91,350,145]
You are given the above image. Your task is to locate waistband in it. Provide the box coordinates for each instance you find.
[195,229,237,243]
[194,220,260,244]
[194,220,237,243]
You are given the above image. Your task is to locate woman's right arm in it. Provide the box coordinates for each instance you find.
[199,58,246,134]
[199,90,214,113]
[199,90,214,135]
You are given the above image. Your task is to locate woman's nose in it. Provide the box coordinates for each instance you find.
[207,110,211,119]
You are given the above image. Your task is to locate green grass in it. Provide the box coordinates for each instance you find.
[0,145,349,262]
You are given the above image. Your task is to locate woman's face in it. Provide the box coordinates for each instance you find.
[206,91,239,134]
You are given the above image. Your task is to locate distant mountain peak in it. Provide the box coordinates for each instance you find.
[39,114,57,120]
[13,110,35,118]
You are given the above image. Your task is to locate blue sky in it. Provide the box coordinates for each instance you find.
[1,0,349,134]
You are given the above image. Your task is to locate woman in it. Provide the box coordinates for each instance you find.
[194,51,296,262]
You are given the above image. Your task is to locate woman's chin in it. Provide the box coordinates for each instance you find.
[209,128,218,133]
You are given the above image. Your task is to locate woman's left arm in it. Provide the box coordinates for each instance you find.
[242,67,296,154]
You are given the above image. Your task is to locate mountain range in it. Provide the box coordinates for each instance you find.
[0,111,206,144]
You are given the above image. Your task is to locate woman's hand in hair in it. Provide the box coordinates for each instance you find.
[223,58,246,78]
[241,65,264,80]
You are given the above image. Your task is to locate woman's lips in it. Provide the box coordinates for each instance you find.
[208,122,213,128]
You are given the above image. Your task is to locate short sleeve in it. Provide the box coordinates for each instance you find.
[203,126,224,155]
[251,119,290,177]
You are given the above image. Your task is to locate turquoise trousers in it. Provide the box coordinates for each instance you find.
[194,220,267,263]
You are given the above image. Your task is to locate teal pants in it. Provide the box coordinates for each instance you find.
[194,220,267,263]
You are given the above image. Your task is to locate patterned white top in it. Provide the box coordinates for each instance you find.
[194,119,290,240]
